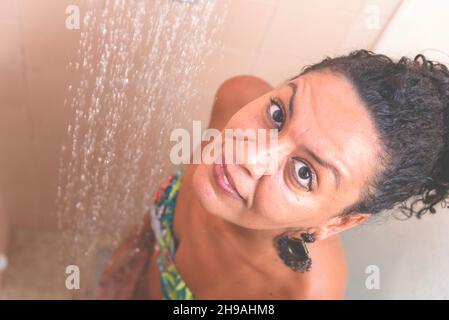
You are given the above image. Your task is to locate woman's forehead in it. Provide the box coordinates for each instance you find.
[279,71,382,190]
[283,70,379,142]
[279,70,359,102]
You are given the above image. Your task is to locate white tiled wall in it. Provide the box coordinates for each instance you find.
[0,0,401,230]
[343,0,449,300]
[200,0,401,91]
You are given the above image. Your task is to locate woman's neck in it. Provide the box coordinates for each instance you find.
[184,174,286,265]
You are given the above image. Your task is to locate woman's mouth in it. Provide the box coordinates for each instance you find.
[212,154,245,202]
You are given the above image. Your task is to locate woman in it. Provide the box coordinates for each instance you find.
[100,50,449,299]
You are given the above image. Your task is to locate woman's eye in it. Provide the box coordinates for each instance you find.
[267,98,285,130]
[291,158,314,190]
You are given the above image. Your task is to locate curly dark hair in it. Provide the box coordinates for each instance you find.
[289,49,449,219]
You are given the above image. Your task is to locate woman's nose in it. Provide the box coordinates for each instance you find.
[224,129,282,180]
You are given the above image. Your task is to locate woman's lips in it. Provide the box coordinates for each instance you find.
[212,155,245,202]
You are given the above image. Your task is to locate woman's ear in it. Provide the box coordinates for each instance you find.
[310,213,370,241]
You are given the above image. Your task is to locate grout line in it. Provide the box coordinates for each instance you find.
[370,0,404,51]
[16,0,40,228]
[247,0,280,74]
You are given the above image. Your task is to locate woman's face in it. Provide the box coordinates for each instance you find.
[192,70,382,238]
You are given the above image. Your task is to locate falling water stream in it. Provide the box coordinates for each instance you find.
[57,0,229,298]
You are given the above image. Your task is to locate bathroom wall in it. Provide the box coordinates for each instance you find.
[0,0,401,231]
[0,0,82,230]
[341,0,449,300]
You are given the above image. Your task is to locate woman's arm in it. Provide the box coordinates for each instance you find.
[99,213,154,299]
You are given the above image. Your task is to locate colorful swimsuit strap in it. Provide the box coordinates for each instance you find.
[151,167,195,300]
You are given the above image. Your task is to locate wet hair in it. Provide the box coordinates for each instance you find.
[290,49,449,219]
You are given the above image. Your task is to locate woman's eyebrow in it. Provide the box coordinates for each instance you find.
[287,82,298,116]
[303,146,341,190]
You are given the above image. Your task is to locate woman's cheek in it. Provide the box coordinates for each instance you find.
[192,165,213,204]
[255,184,292,225]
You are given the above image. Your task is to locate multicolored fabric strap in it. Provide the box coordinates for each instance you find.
[150,167,196,300]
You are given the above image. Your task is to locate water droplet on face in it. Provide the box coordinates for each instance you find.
[76,202,84,210]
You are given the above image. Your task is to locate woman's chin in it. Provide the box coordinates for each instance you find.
[191,163,279,230]
[192,163,242,223]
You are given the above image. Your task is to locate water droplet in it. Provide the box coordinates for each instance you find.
[57,0,229,284]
